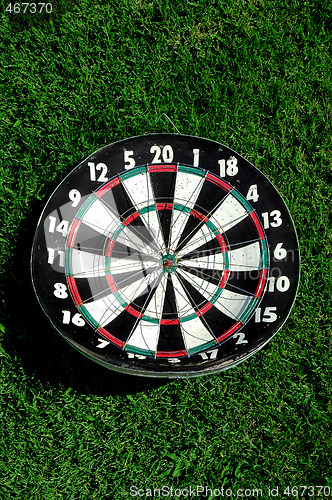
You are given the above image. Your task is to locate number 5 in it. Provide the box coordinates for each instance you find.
[124,150,135,169]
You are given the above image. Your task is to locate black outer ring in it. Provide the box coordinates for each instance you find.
[31,134,300,378]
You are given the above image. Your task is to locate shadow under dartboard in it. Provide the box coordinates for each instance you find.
[1,193,169,396]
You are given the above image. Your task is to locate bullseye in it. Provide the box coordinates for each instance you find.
[161,253,178,273]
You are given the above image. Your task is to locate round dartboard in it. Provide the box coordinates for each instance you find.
[31,134,300,378]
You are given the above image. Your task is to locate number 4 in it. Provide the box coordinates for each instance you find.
[246,184,259,202]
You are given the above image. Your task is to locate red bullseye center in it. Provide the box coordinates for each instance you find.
[162,253,177,273]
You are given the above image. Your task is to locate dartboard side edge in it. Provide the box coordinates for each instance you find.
[31,134,300,378]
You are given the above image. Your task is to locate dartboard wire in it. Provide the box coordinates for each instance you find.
[174,189,233,254]
[176,208,220,305]
[119,167,165,253]
[71,244,158,261]
[177,237,264,260]
[146,167,166,251]
[74,214,155,258]
[67,254,158,279]
[95,267,161,329]
[178,201,269,262]
[124,271,164,354]
[77,266,159,305]
[111,265,159,295]
[170,274,189,355]
[108,256,158,274]
[179,250,219,270]
[177,209,252,259]
[174,271,219,344]
[179,259,264,271]
[168,168,208,252]
[177,264,258,297]
[78,284,114,304]
[177,215,222,306]
[95,196,161,255]
[177,267,245,324]
[176,267,218,307]
[100,249,158,260]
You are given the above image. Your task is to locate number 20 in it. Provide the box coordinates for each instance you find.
[150,145,174,163]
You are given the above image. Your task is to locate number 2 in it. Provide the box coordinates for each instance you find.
[233,332,248,345]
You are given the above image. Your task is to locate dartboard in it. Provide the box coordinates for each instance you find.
[31,134,300,377]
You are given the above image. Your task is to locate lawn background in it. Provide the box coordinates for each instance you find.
[0,0,331,498]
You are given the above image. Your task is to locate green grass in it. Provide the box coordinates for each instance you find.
[0,0,331,498]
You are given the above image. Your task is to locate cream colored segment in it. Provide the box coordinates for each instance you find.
[169,170,205,250]
[110,255,157,275]
[168,210,192,252]
[212,288,254,320]
[143,274,168,319]
[121,170,165,250]
[124,275,168,353]
[180,316,215,349]
[171,273,215,349]
[84,268,160,327]
[116,268,160,308]
[180,252,224,270]
[171,273,196,317]
[178,267,252,320]
[115,226,156,257]
[177,268,218,303]
[121,171,154,209]
[84,294,123,327]
[82,198,154,257]
[177,193,248,257]
[82,198,119,234]
[69,249,106,278]
[228,242,262,271]
[209,193,247,232]
[125,321,160,353]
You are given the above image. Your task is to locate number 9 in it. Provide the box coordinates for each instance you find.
[69,189,81,207]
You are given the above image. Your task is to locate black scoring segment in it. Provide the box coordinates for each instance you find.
[194,177,229,216]
[73,223,109,255]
